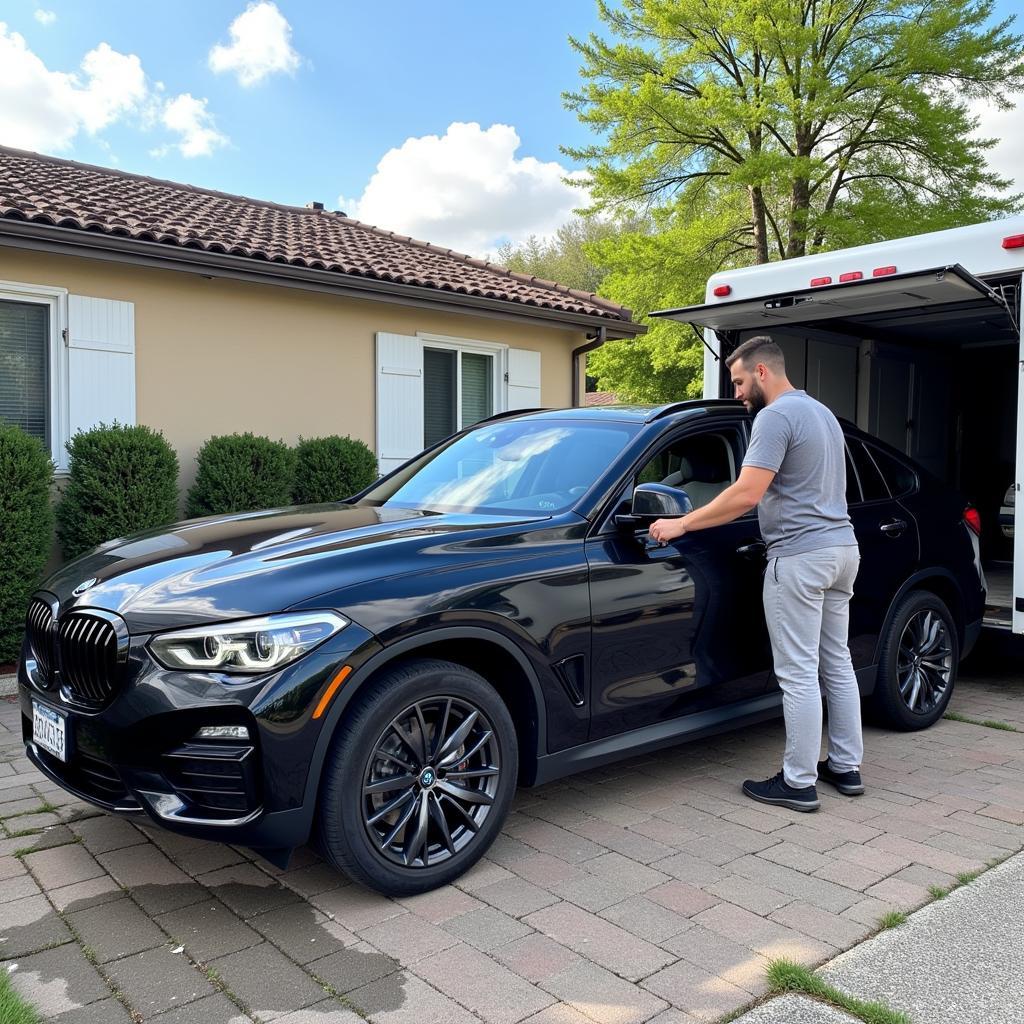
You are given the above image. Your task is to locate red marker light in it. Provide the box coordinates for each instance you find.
[1003,235,1024,250]
[964,507,981,536]
[839,271,864,283]
[713,285,732,297]
[810,277,832,287]
[873,266,897,277]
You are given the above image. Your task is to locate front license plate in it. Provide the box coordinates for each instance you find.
[32,701,67,762]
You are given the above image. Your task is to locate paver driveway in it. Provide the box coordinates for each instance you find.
[3,648,1023,1024]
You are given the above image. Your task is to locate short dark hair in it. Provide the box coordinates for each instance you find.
[725,335,786,374]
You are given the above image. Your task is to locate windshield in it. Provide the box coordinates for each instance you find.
[358,418,638,515]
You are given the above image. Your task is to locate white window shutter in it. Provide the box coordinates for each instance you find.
[376,332,424,474]
[507,348,542,409]
[67,295,136,437]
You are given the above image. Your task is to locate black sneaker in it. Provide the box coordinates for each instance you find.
[742,772,819,812]
[817,760,865,796]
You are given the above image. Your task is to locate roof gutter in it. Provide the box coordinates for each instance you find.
[572,324,610,406]
[0,219,647,339]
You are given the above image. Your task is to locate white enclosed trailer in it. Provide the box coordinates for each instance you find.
[652,217,1024,634]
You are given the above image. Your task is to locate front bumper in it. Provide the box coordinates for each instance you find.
[19,618,378,851]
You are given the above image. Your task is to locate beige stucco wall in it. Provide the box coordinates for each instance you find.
[0,247,589,490]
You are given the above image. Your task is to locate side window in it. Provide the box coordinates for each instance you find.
[633,429,740,509]
[844,444,862,505]
[849,440,890,502]
[867,445,917,497]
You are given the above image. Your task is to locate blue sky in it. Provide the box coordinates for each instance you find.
[1,0,1021,256]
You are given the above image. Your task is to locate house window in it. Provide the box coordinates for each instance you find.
[0,299,50,447]
[423,346,495,447]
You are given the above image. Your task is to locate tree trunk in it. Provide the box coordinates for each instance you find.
[786,174,811,259]
[749,186,770,264]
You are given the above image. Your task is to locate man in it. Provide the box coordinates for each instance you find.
[649,336,863,811]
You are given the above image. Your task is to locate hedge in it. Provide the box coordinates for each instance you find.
[0,425,55,663]
[186,432,295,517]
[292,435,379,504]
[55,422,180,560]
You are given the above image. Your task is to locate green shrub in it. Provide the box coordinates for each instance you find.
[186,432,295,518]
[292,435,379,504]
[55,422,179,560]
[0,425,54,664]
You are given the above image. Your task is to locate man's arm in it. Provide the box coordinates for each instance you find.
[649,466,775,543]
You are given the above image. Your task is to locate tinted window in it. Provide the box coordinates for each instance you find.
[359,418,638,515]
[844,445,861,505]
[849,440,889,502]
[634,430,740,509]
[867,445,917,497]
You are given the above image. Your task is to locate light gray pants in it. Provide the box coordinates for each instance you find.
[763,545,863,789]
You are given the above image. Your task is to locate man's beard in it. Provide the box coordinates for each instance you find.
[747,378,767,413]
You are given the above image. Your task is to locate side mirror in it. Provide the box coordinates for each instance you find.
[615,482,694,529]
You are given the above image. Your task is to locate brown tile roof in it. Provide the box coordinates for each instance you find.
[583,391,621,406]
[0,145,634,325]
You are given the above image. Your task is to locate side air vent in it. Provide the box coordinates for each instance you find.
[554,654,587,707]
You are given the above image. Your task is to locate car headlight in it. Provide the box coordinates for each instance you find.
[149,611,348,674]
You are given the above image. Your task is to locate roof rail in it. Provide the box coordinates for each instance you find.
[644,399,744,423]
[476,408,548,425]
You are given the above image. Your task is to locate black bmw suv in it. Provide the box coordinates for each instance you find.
[19,401,984,894]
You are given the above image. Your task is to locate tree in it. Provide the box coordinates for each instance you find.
[566,0,1023,265]
[496,213,650,295]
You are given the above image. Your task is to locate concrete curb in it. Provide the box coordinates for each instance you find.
[0,673,17,698]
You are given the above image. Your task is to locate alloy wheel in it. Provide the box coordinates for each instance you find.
[361,696,501,868]
[896,609,953,714]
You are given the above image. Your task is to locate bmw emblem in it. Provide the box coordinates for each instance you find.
[72,578,97,596]
[419,767,436,788]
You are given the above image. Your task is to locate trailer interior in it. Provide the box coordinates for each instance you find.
[667,266,1021,631]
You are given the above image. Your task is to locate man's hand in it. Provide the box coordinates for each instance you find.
[649,516,688,545]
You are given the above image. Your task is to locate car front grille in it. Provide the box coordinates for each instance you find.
[25,598,57,687]
[58,613,123,706]
[34,745,138,809]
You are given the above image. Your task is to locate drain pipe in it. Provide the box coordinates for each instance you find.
[572,325,608,407]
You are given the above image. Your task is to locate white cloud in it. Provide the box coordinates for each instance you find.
[160,93,227,157]
[34,9,57,26]
[337,122,588,258]
[0,22,226,159]
[972,100,1023,192]
[209,1,300,87]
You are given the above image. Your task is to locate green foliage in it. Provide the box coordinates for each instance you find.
[292,435,379,504]
[765,959,910,1024]
[0,425,54,664]
[0,969,41,1024]
[186,433,295,518]
[568,0,1023,261]
[496,213,651,295]
[55,423,179,561]
[563,0,1024,397]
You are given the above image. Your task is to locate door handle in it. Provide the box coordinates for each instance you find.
[736,540,767,560]
[880,518,907,537]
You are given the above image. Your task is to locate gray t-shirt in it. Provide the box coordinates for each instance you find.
[742,390,857,557]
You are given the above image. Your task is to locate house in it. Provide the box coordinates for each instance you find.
[0,145,643,486]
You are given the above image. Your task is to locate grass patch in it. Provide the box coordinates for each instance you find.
[877,910,908,929]
[0,969,42,1024]
[766,959,910,1024]
[942,710,1019,732]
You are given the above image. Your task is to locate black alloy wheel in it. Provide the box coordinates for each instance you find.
[895,608,954,716]
[874,590,959,730]
[317,658,517,895]
[363,696,501,868]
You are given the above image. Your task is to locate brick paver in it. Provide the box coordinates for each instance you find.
[2,656,1023,1022]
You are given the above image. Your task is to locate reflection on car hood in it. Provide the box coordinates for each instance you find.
[42,503,542,632]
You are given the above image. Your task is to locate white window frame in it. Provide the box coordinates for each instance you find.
[0,279,69,470]
[417,332,507,430]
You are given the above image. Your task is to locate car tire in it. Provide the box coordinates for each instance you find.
[872,590,959,731]
[316,657,518,895]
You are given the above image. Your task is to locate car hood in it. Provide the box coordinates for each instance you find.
[43,503,544,633]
